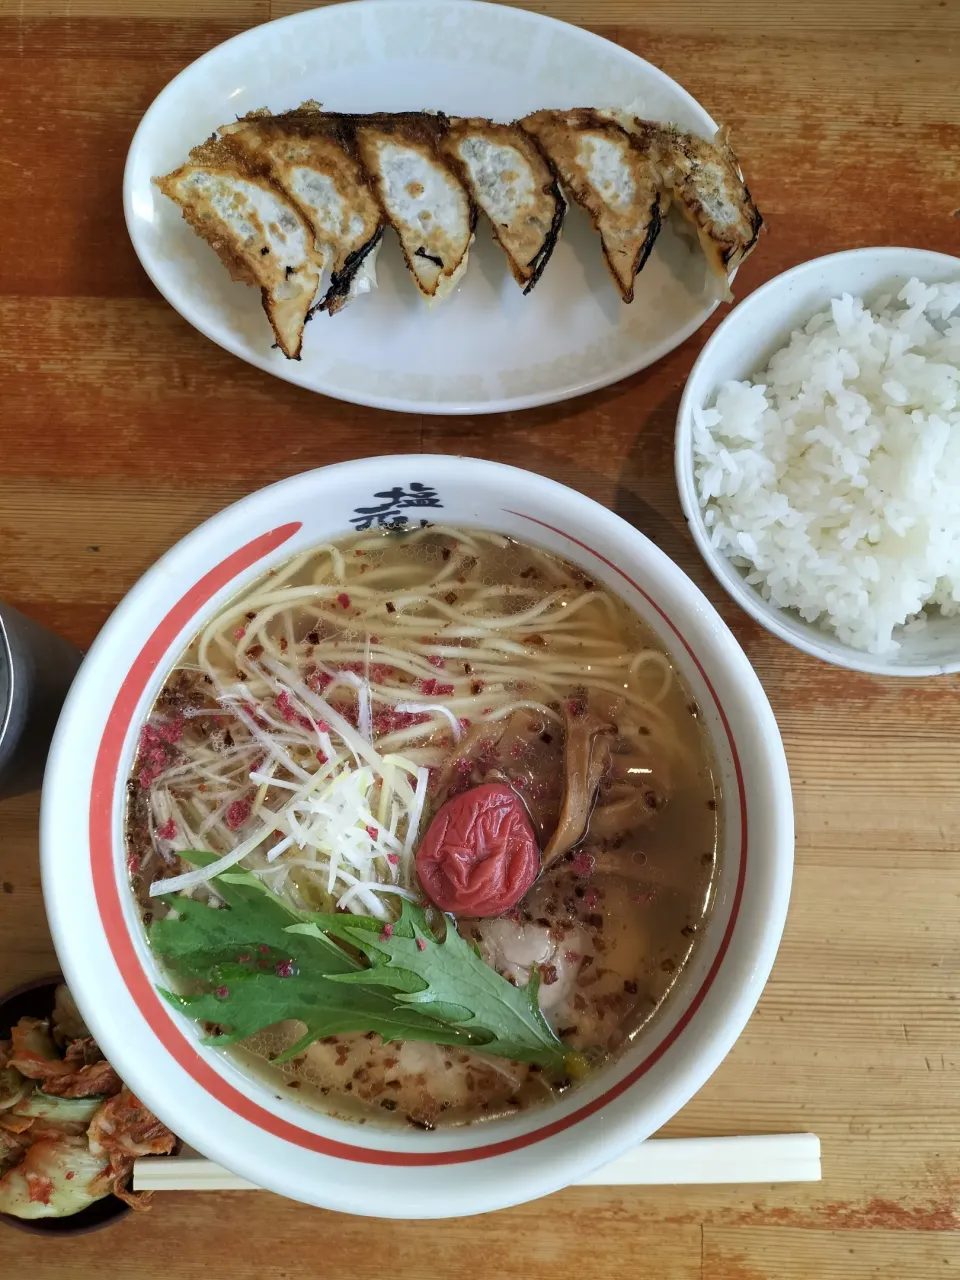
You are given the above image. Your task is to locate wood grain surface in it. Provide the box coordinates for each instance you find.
[1,0,959,1274]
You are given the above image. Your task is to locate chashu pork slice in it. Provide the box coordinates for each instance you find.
[520,109,662,303]
[442,118,565,294]
[353,113,477,301]
[219,106,385,315]
[154,143,324,359]
[619,117,762,297]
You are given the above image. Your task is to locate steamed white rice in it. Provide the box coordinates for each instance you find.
[693,277,960,654]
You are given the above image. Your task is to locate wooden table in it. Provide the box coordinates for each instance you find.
[2,0,959,1273]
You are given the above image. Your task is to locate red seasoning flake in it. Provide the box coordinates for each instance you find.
[258,944,270,955]
[215,986,229,999]
[225,798,252,831]
[428,655,445,668]
[366,825,378,840]
[386,854,399,866]
[275,691,298,725]
[337,593,351,610]
[127,854,141,875]
[583,887,601,909]
[155,817,176,842]
[417,676,455,697]
[234,627,246,640]
[275,960,297,978]
[156,713,185,745]
[416,937,427,952]
[571,851,596,878]
[316,748,328,763]
[379,924,394,942]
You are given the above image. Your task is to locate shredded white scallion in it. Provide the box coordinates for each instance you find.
[404,767,430,857]
[150,660,430,916]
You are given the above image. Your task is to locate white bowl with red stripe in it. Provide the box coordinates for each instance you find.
[40,456,793,1217]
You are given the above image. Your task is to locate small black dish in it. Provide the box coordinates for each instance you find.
[0,974,131,1236]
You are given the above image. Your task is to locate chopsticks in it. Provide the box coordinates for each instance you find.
[133,1132,821,1191]
[576,1132,821,1185]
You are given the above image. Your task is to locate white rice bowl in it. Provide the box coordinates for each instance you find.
[692,278,960,655]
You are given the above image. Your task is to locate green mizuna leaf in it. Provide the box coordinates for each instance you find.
[150,858,481,1059]
[150,852,356,974]
[304,901,567,1071]
[158,968,476,1061]
[148,855,566,1071]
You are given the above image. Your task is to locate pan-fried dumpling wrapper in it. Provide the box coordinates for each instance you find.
[154,143,324,359]
[220,106,385,315]
[442,119,565,294]
[616,117,763,299]
[521,109,661,303]
[353,113,477,301]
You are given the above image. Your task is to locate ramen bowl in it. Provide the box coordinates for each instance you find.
[41,456,793,1217]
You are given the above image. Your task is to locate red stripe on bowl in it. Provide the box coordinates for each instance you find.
[89,516,747,1165]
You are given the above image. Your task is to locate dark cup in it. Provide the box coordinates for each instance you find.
[0,604,83,800]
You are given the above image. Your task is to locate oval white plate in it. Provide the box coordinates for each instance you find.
[124,0,724,415]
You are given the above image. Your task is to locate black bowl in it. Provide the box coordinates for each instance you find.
[0,975,131,1236]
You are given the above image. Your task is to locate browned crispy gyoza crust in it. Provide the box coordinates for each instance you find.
[350,112,478,299]
[219,106,385,315]
[153,105,764,356]
[520,108,662,303]
[154,138,324,359]
[621,117,763,288]
[442,118,565,293]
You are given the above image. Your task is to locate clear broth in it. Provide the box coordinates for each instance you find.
[127,526,719,1129]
